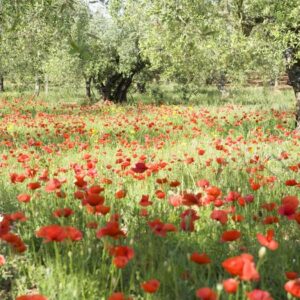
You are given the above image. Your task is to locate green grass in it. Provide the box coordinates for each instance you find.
[131,83,294,107]
[0,88,299,300]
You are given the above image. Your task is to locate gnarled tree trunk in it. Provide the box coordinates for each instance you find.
[95,74,133,103]
[94,58,145,103]
[0,76,4,92]
[85,77,92,99]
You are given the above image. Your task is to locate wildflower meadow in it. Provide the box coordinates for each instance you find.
[1,0,300,299]
[1,95,300,300]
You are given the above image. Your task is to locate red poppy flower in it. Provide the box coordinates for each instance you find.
[190,252,211,265]
[9,212,27,222]
[10,173,26,183]
[115,190,126,199]
[110,245,134,260]
[156,178,168,184]
[206,186,221,198]
[198,149,205,156]
[16,295,48,300]
[108,292,124,300]
[45,179,61,192]
[88,185,104,194]
[214,199,223,207]
[0,216,10,236]
[247,289,273,300]
[196,287,217,300]
[256,229,278,250]
[286,272,298,280]
[285,179,297,186]
[148,219,177,237]
[0,255,5,266]
[86,193,105,206]
[139,195,152,207]
[180,209,199,232]
[27,182,41,190]
[36,225,66,242]
[250,182,261,191]
[53,208,74,218]
[285,279,300,298]
[169,180,181,187]
[39,169,49,181]
[181,192,201,206]
[93,204,110,215]
[278,195,299,218]
[155,190,165,199]
[232,214,244,222]
[210,210,228,225]
[56,190,66,198]
[245,194,254,203]
[226,191,240,202]
[263,216,279,225]
[168,194,183,207]
[221,230,241,242]
[261,202,276,212]
[17,193,31,203]
[222,253,259,281]
[74,190,85,200]
[162,223,177,233]
[139,208,148,217]
[197,179,210,188]
[64,226,83,241]
[108,292,132,300]
[141,279,160,293]
[96,221,126,239]
[36,225,82,242]
[132,162,148,173]
[1,232,27,252]
[294,212,300,224]
[113,256,129,268]
[74,176,87,188]
[223,278,239,294]
[15,243,27,253]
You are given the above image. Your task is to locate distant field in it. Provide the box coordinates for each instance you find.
[0,92,300,300]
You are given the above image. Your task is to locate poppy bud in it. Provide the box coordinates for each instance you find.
[258,247,266,259]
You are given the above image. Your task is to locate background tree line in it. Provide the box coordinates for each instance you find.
[0,0,299,124]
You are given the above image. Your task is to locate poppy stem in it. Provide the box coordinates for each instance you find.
[119,269,123,291]
[54,242,60,269]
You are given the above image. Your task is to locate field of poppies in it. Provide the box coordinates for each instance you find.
[1,95,300,300]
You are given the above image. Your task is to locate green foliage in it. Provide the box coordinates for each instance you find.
[140,0,299,87]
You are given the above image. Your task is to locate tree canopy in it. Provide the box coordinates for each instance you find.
[1,0,300,119]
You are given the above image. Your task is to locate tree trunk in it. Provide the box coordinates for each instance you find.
[287,60,300,128]
[137,82,146,93]
[95,73,133,103]
[45,74,49,96]
[113,76,133,103]
[217,73,229,98]
[86,77,92,99]
[0,76,4,92]
[295,91,300,128]
[94,53,146,103]
[35,75,41,96]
